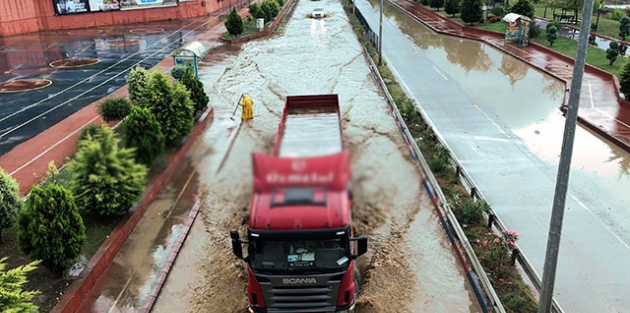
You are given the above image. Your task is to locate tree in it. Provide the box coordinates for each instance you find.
[168,82,196,144]
[170,65,188,81]
[619,59,630,98]
[0,258,40,313]
[547,25,558,46]
[69,126,148,216]
[606,41,620,65]
[261,0,280,21]
[430,0,445,10]
[0,168,22,244]
[124,106,165,165]
[226,7,244,37]
[249,3,265,20]
[127,66,149,105]
[140,70,195,145]
[460,0,483,25]
[620,16,630,41]
[17,183,86,274]
[179,67,209,115]
[445,0,460,17]
[98,97,132,123]
[510,0,535,19]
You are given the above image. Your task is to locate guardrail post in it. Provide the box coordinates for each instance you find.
[511,249,520,266]
[487,213,495,228]
[456,165,461,176]
[471,187,477,199]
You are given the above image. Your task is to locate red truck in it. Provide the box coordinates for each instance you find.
[230,94,367,313]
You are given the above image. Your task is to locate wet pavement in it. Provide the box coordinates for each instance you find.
[355,0,630,311]
[0,16,230,156]
[76,157,199,313]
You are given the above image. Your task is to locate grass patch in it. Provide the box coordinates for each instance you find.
[344,2,538,312]
[531,29,628,76]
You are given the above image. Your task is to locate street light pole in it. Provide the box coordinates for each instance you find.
[537,0,595,312]
[378,0,383,65]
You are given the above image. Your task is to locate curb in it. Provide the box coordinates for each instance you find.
[142,198,203,313]
[50,107,213,313]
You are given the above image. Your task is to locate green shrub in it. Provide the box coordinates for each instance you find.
[180,68,209,115]
[98,97,131,122]
[17,183,86,274]
[170,65,189,81]
[0,167,22,244]
[611,8,625,21]
[127,66,149,105]
[78,124,104,143]
[429,143,452,175]
[529,22,541,39]
[69,126,148,216]
[547,25,558,46]
[430,0,445,10]
[138,69,195,146]
[0,258,40,312]
[226,7,244,37]
[249,3,265,20]
[491,5,504,17]
[261,0,280,21]
[460,0,483,25]
[619,60,630,97]
[456,199,490,225]
[124,106,165,165]
[510,0,534,19]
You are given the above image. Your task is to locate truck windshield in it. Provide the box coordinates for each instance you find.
[249,238,349,273]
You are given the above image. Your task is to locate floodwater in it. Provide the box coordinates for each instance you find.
[357,0,630,311]
[153,0,480,312]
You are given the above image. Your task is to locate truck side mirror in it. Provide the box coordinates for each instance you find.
[230,230,243,260]
[350,236,368,259]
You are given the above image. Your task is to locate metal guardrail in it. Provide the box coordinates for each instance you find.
[350,2,564,312]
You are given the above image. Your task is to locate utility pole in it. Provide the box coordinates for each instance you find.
[537,0,595,312]
[378,0,383,65]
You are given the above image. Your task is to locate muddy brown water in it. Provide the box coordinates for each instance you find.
[152,0,479,312]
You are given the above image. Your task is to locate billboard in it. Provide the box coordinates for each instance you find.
[53,0,90,15]
[53,0,178,15]
[120,0,178,10]
[89,0,121,12]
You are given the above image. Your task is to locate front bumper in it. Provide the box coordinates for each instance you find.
[248,302,355,313]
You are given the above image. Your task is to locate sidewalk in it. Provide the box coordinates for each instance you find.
[389,0,630,153]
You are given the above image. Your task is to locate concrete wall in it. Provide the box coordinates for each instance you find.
[0,0,225,37]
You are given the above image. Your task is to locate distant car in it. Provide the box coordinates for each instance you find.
[312,7,325,18]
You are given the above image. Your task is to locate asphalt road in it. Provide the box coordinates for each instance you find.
[354,0,630,311]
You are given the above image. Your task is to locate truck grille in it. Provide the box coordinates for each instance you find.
[257,273,343,312]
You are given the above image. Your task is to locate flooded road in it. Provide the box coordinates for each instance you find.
[153,0,479,312]
[356,0,630,311]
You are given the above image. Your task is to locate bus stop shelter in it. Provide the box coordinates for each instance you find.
[172,41,207,78]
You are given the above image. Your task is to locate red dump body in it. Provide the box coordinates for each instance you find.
[250,94,351,231]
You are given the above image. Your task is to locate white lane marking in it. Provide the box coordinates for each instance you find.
[9,115,100,176]
[571,195,630,251]
[432,65,448,81]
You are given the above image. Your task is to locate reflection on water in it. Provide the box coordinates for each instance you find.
[364,0,629,181]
